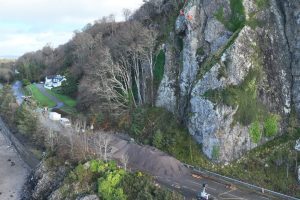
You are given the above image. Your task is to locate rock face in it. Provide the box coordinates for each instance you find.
[22,161,69,200]
[282,0,300,117]
[156,0,296,162]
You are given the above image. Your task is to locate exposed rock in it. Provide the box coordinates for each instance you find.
[204,18,232,52]
[23,161,69,200]
[156,44,178,114]
[282,0,300,116]
[156,0,294,162]
[175,15,187,35]
[76,195,99,200]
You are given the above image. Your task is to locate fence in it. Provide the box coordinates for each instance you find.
[183,163,300,200]
[0,117,39,169]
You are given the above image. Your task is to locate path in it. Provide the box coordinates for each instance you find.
[35,83,64,109]
[12,81,24,105]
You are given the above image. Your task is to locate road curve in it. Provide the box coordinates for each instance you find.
[35,83,64,109]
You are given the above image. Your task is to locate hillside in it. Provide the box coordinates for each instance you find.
[3,0,300,198]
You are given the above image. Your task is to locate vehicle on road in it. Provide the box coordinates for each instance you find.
[197,183,213,200]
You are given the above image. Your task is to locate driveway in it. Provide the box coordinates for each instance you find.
[35,84,64,109]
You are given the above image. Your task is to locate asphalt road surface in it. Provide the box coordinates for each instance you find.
[12,81,24,105]
[156,172,278,200]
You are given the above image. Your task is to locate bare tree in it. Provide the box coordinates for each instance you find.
[103,135,111,161]
[121,154,129,171]
[123,8,132,21]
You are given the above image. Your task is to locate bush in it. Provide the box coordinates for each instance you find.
[153,129,164,148]
[264,114,279,137]
[22,79,31,86]
[250,121,262,143]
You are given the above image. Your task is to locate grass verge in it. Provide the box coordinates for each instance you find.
[25,84,56,107]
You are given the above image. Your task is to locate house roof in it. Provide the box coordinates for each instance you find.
[46,75,65,80]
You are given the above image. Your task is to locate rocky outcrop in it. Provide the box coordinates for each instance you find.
[76,195,99,200]
[156,0,294,162]
[22,160,69,200]
[281,0,300,117]
[156,43,179,113]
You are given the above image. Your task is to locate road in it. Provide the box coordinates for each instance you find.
[12,81,24,105]
[35,83,64,109]
[38,114,283,200]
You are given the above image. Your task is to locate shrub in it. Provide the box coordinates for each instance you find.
[22,79,31,86]
[264,114,279,137]
[250,121,262,143]
[153,129,164,148]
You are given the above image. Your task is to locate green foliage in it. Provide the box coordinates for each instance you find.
[214,0,246,32]
[16,104,38,136]
[250,121,262,143]
[0,85,17,121]
[264,114,279,137]
[196,47,205,56]
[127,107,212,167]
[17,61,45,82]
[59,160,180,200]
[98,169,126,200]
[22,79,31,86]
[204,67,263,126]
[153,129,164,149]
[153,50,165,88]
[57,74,78,97]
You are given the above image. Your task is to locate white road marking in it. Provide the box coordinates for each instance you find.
[219,189,246,200]
[187,180,217,191]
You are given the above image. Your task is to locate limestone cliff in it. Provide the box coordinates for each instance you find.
[156,0,298,162]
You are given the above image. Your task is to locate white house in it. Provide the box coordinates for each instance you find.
[44,75,66,89]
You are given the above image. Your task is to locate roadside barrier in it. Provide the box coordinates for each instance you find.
[183,163,300,200]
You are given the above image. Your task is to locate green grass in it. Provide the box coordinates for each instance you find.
[26,84,56,107]
[47,89,77,107]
